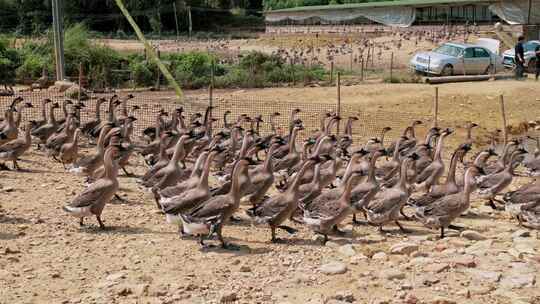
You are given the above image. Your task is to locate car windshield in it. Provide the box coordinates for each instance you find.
[433,44,464,57]
[524,42,540,52]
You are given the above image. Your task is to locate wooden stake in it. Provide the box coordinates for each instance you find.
[330,61,334,84]
[390,52,394,80]
[78,62,82,102]
[336,72,341,134]
[433,87,439,128]
[499,94,508,146]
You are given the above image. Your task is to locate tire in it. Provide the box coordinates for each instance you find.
[484,64,495,75]
[527,58,537,74]
[441,65,453,76]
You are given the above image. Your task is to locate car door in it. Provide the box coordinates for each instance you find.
[473,47,491,74]
[461,48,476,74]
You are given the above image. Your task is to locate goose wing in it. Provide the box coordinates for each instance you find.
[0,139,24,152]
[188,195,233,219]
[68,179,116,208]
[365,189,404,214]
[253,195,289,218]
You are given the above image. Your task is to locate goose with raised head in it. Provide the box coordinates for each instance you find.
[45,109,80,158]
[364,153,419,233]
[415,128,453,192]
[339,116,359,150]
[409,143,472,208]
[55,99,74,127]
[376,136,408,180]
[477,148,528,210]
[31,102,60,148]
[414,165,484,238]
[302,169,365,244]
[350,149,387,224]
[138,131,175,184]
[161,147,224,229]
[273,124,305,172]
[63,145,121,229]
[58,128,81,168]
[81,97,107,138]
[180,158,255,249]
[144,133,193,194]
[13,102,34,128]
[484,139,519,174]
[456,148,497,189]
[386,120,422,155]
[89,96,120,138]
[464,122,479,145]
[115,94,135,124]
[0,107,19,146]
[158,150,212,200]
[286,135,337,186]
[503,179,540,225]
[244,140,286,208]
[0,97,22,130]
[0,121,35,170]
[364,127,391,152]
[141,108,169,143]
[30,98,52,131]
[247,155,329,243]
[68,123,113,179]
[303,149,370,213]
[413,127,441,174]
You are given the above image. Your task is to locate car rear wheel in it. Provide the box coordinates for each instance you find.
[484,64,495,75]
[527,59,537,74]
[441,65,453,76]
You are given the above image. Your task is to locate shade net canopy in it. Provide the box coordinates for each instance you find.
[489,0,540,24]
[265,6,416,27]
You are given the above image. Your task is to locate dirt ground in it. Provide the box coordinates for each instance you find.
[1,77,540,304]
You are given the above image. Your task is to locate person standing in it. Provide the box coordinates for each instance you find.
[535,44,540,81]
[515,36,525,79]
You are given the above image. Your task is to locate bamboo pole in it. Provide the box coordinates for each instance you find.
[390,52,394,80]
[78,62,82,102]
[499,94,508,146]
[115,0,183,99]
[330,61,334,84]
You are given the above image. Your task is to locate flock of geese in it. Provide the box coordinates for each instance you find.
[1,95,540,249]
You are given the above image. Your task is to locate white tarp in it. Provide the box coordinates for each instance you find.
[265,6,416,27]
[489,0,540,25]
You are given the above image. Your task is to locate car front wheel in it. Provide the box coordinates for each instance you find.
[441,65,454,76]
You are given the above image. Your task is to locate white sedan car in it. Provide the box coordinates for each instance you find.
[410,41,504,76]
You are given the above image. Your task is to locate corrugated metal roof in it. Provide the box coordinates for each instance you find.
[266,0,497,13]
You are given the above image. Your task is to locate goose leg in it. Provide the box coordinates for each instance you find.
[400,206,411,221]
[114,194,126,203]
[447,224,465,231]
[278,225,298,234]
[79,217,84,227]
[121,167,132,176]
[378,225,386,233]
[96,215,106,230]
[332,225,346,236]
[395,221,410,233]
[440,227,445,239]
[12,160,21,171]
[270,226,283,243]
[486,199,503,210]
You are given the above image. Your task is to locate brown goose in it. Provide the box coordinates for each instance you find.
[68,123,113,179]
[31,102,60,148]
[477,148,528,210]
[30,98,52,132]
[414,165,484,238]
[81,97,107,138]
[63,145,121,229]
[0,121,34,170]
[0,106,19,146]
[386,120,422,155]
[161,147,224,230]
[180,158,254,249]
[273,124,305,172]
[248,155,328,243]
[138,131,175,184]
[13,102,34,128]
[58,128,81,169]
[364,153,419,233]
[503,179,540,224]
[415,128,453,192]
[302,169,365,244]
[409,143,472,208]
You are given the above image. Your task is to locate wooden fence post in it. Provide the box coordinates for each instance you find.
[78,62,83,102]
[390,52,394,80]
[330,61,334,84]
[336,72,341,134]
[499,94,507,146]
[433,87,439,128]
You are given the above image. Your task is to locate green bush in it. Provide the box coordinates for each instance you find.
[0,37,20,85]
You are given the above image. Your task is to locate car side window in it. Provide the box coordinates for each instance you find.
[474,48,490,58]
[463,48,474,58]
